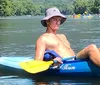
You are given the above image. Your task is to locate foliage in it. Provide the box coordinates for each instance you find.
[73,0,100,14]
[90,0,100,14]
[0,0,100,16]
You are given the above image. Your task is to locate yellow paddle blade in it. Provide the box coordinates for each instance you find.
[19,60,53,74]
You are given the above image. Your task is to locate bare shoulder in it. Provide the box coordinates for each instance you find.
[36,33,49,43]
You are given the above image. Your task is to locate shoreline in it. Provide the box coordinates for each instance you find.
[0,15,43,19]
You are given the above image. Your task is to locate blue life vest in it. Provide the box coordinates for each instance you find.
[43,50,61,61]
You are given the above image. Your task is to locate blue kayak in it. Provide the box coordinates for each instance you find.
[0,56,100,76]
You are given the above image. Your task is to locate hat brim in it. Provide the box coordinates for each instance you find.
[41,14,66,27]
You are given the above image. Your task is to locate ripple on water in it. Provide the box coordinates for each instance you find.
[0,76,33,85]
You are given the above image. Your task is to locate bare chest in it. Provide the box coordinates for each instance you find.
[46,35,70,50]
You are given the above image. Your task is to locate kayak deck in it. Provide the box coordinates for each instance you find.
[0,56,33,69]
[49,59,100,76]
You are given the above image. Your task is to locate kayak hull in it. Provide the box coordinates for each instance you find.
[0,56,100,76]
[44,60,100,76]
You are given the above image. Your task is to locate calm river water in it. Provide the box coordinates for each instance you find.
[0,15,100,85]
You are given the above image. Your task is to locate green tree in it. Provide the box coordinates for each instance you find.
[13,0,27,16]
[73,0,90,14]
[31,4,42,15]
[90,0,100,14]
[0,0,14,16]
[0,0,99,16]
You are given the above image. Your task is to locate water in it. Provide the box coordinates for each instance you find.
[0,15,100,85]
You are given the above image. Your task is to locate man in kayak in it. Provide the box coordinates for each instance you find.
[35,7,100,67]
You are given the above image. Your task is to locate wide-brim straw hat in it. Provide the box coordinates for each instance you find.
[41,7,66,27]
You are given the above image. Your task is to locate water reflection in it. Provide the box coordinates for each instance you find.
[32,76,100,85]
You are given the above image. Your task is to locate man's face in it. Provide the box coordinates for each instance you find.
[47,16,62,30]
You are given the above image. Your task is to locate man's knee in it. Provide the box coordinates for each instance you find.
[88,44,97,52]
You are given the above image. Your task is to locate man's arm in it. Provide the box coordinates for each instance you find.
[34,37,46,60]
